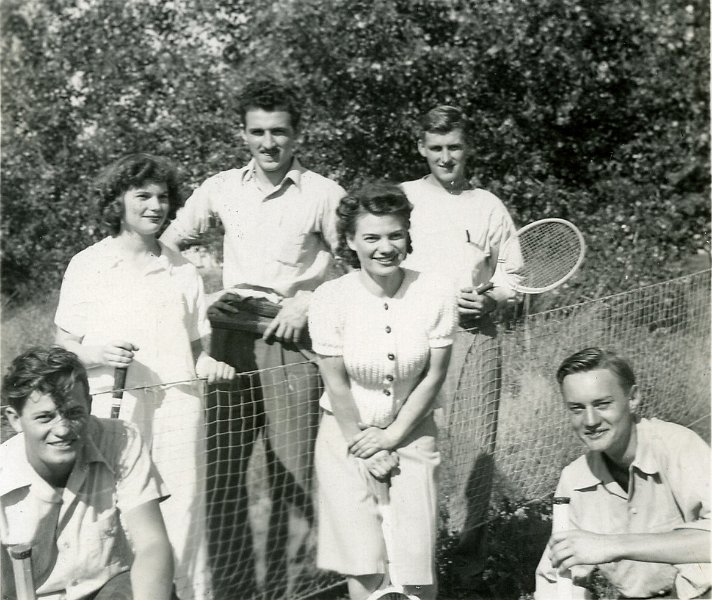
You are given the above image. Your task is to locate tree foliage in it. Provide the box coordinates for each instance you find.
[2,0,709,306]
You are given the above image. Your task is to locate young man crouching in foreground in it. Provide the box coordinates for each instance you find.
[535,347,710,599]
[0,346,174,599]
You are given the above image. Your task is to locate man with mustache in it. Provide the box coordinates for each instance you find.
[161,78,345,599]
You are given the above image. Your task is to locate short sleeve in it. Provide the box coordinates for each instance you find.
[186,263,211,342]
[113,422,168,514]
[669,427,711,532]
[428,279,458,348]
[54,254,91,337]
[487,193,522,299]
[169,176,217,241]
[318,183,347,255]
[308,280,344,356]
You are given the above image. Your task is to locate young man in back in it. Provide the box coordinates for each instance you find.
[161,78,345,599]
[400,105,522,584]
[535,347,710,599]
[0,346,174,600]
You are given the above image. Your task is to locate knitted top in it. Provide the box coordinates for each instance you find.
[309,269,457,427]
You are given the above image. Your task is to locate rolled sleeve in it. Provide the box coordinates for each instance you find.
[308,282,343,356]
[170,177,217,241]
[113,422,168,514]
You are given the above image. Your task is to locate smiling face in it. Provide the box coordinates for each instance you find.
[561,368,639,463]
[6,382,90,486]
[418,128,470,190]
[241,108,297,180]
[120,181,170,238]
[347,212,409,281]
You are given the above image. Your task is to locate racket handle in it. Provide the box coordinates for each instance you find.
[111,367,128,419]
[553,497,573,600]
[9,544,37,600]
[475,281,495,294]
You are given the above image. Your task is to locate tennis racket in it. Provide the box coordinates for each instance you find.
[476,218,586,296]
[110,367,128,419]
[553,496,573,600]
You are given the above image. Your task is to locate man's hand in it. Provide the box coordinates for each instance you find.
[549,530,616,572]
[262,293,311,344]
[98,341,139,369]
[363,450,399,481]
[206,292,242,318]
[195,353,236,384]
[349,423,397,459]
[457,286,496,325]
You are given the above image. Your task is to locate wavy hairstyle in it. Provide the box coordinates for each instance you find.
[2,346,90,413]
[238,77,302,130]
[555,347,637,393]
[418,104,472,141]
[336,182,413,269]
[95,153,181,236]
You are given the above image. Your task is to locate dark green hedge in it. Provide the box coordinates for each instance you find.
[2,0,709,306]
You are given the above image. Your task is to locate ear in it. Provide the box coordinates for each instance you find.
[628,384,640,413]
[417,138,427,158]
[5,406,23,434]
[346,234,357,252]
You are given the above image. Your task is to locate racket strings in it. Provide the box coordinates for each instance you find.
[518,222,583,289]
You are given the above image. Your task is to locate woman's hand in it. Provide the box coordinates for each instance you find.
[362,450,399,481]
[98,341,139,368]
[349,424,396,458]
[195,353,236,384]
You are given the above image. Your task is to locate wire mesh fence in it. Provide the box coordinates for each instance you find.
[8,270,710,600]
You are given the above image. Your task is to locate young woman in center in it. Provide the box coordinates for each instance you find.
[308,183,457,600]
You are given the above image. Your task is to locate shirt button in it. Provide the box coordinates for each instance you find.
[387,353,395,360]
[384,303,389,310]
[385,326,392,333]
[383,390,391,396]
[630,508,638,514]
[70,580,78,587]
[385,375,394,382]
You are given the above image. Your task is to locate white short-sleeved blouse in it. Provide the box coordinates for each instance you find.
[308,269,457,427]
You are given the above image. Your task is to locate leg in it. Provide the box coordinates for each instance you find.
[206,328,264,599]
[254,339,321,599]
[443,326,502,583]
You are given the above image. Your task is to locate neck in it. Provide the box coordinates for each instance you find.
[359,268,405,298]
[254,160,292,189]
[426,174,471,195]
[34,460,73,489]
[116,230,161,257]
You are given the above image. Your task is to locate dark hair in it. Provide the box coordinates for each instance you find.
[95,153,181,236]
[238,78,302,130]
[2,346,90,413]
[556,347,637,392]
[419,105,471,140]
[336,182,414,269]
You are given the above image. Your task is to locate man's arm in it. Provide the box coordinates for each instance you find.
[160,178,217,251]
[122,500,174,600]
[549,527,710,571]
[262,289,312,344]
[55,327,138,370]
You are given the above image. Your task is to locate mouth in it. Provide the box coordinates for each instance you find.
[144,215,164,223]
[583,429,607,440]
[48,438,78,449]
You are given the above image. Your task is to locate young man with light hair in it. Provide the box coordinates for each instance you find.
[535,347,710,599]
[0,346,174,600]
[400,105,522,584]
[161,77,346,599]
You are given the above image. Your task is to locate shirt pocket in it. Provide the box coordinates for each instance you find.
[82,510,124,571]
[276,232,310,267]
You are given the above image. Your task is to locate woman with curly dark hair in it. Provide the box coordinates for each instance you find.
[53,153,234,600]
[308,182,457,600]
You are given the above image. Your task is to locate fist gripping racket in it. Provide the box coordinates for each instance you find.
[0,499,37,600]
[477,218,586,296]
[110,367,128,419]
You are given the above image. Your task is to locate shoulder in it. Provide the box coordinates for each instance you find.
[300,168,346,198]
[199,167,245,188]
[399,178,428,200]
[639,417,709,453]
[159,243,200,274]
[313,271,358,300]
[64,237,116,273]
[406,269,456,298]
[468,188,509,212]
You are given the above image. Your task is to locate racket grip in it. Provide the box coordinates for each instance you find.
[553,497,573,600]
[111,367,128,419]
[475,281,495,294]
[9,544,37,600]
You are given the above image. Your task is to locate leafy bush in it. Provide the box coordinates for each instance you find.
[2,0,709,304]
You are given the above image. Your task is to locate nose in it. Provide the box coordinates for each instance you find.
[52,417,73,438]
[377,237,394,254]
[441,148,451,164]
[262,131,275,149]
[146,194,162,210]
[583,406,600,428]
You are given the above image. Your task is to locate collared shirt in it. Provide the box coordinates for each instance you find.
[54,237,209,395]
[400,178,522,302]
[0,417,168,600]
[309,269,457,426]
[535,418,711,600]
[166,158,346,298]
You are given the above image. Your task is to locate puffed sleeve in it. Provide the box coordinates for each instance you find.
[54,254,90,337]
[308,279,344,356]
[428,277,458,348]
